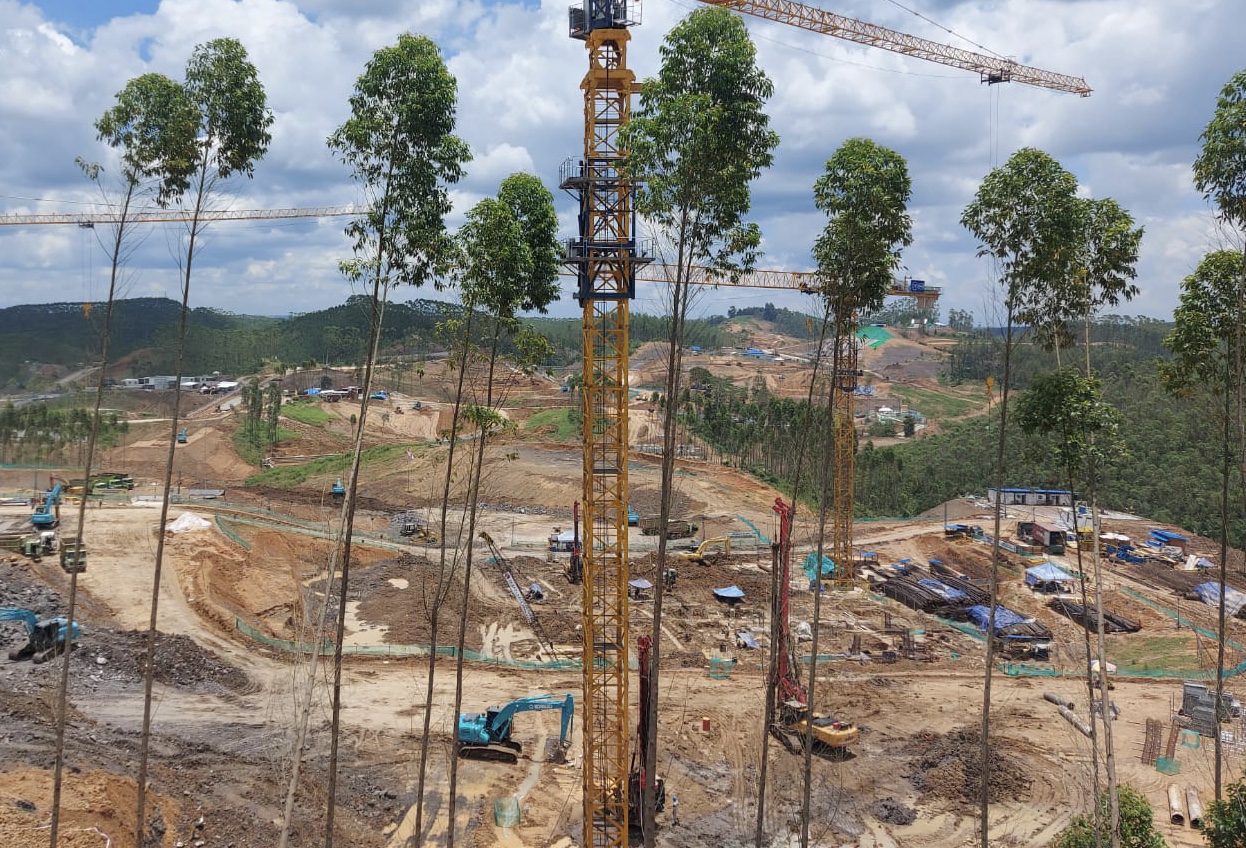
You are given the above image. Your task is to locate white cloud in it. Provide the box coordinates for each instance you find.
[0,0,1240,324]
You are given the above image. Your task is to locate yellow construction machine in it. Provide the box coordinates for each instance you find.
[675,536,731,564]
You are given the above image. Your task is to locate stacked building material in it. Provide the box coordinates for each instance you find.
[1047,599,1142,633]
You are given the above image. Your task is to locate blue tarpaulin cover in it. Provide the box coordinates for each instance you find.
[802,553,835,581]
[918,578,968,602]
[966,605,1028,633]
[1193,582,1246,616]
[736,630,759,649]
[1025,563,1074,586]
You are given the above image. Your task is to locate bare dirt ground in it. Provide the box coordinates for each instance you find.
[0,345,1234,847]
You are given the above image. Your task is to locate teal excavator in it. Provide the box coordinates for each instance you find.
[1,607,81,663]
[456,693,574,763]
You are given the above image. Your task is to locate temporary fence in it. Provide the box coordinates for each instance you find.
[214,515,251,549]
[733,515,770,546]
[1119,585,1246,651]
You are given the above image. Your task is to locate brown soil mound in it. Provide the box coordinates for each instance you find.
[909,726,1032,805]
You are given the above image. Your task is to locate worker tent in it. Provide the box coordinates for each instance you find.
[1025,562,1075,593]
[1192,582,1246,617]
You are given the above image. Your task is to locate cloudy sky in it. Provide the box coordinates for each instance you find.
[0,0,1239,325]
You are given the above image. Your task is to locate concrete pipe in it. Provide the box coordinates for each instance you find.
[1058,706,1092,738]
[1044,692,1075,710]
[1168,784,1185,826]
[1186,786,1203,829]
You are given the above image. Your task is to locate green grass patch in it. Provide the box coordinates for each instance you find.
[232,427,300,468]
[243,443,411,488]
[524,408,578,441]
[885,384,983,419]
[1109,634,1204,673]
[282,403,334,426]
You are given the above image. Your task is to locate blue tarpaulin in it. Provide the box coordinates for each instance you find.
[736,630,759,649]
[1193,582,1246,616]
[802,553,835,581]
[966,605,1028,633]
[918,578,968,602]
[1025,563,1074,587]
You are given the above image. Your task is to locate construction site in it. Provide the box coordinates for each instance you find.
[0,305,1242,848]
[0,2,1238,848]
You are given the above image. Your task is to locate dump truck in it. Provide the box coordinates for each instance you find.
[60,541,87,573]
[638,517,697,539]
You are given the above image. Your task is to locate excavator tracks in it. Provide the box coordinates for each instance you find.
[457,741,522,764]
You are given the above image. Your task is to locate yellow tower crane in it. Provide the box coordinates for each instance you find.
[562,1,1086,844]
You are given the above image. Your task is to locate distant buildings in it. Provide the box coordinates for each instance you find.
[987,487,1076,507]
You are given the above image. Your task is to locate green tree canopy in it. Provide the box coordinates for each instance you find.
[961,148,1083,326]
[94,73,199,204]
[1194,67,1246,230]
[1161,250,1246,391]
[626,5,779,274]
[328,33,471,290]
[1052,785,1166,848]
[184,38,273,181]
[812,137,913,315]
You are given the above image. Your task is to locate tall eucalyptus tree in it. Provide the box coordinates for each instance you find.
[291,33,468,848]
[624,8,779,841]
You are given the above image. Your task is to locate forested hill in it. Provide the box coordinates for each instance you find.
[0,296,459,386]
[0,295,817,389]
[684,315,1244,543]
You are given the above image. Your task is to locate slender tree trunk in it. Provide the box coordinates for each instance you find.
[754,302,831,848]
[135,158,211,847]
[52,180,134,848]
[411,307,476,846]
[446,327,503,847]
[801,359,836,848]
[645,234,691,844]
[323,275,390,847]
[755,539,780,847]
[1084,313,1117,848]
[1216,363,1231,801]
[979,317,1016,848]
